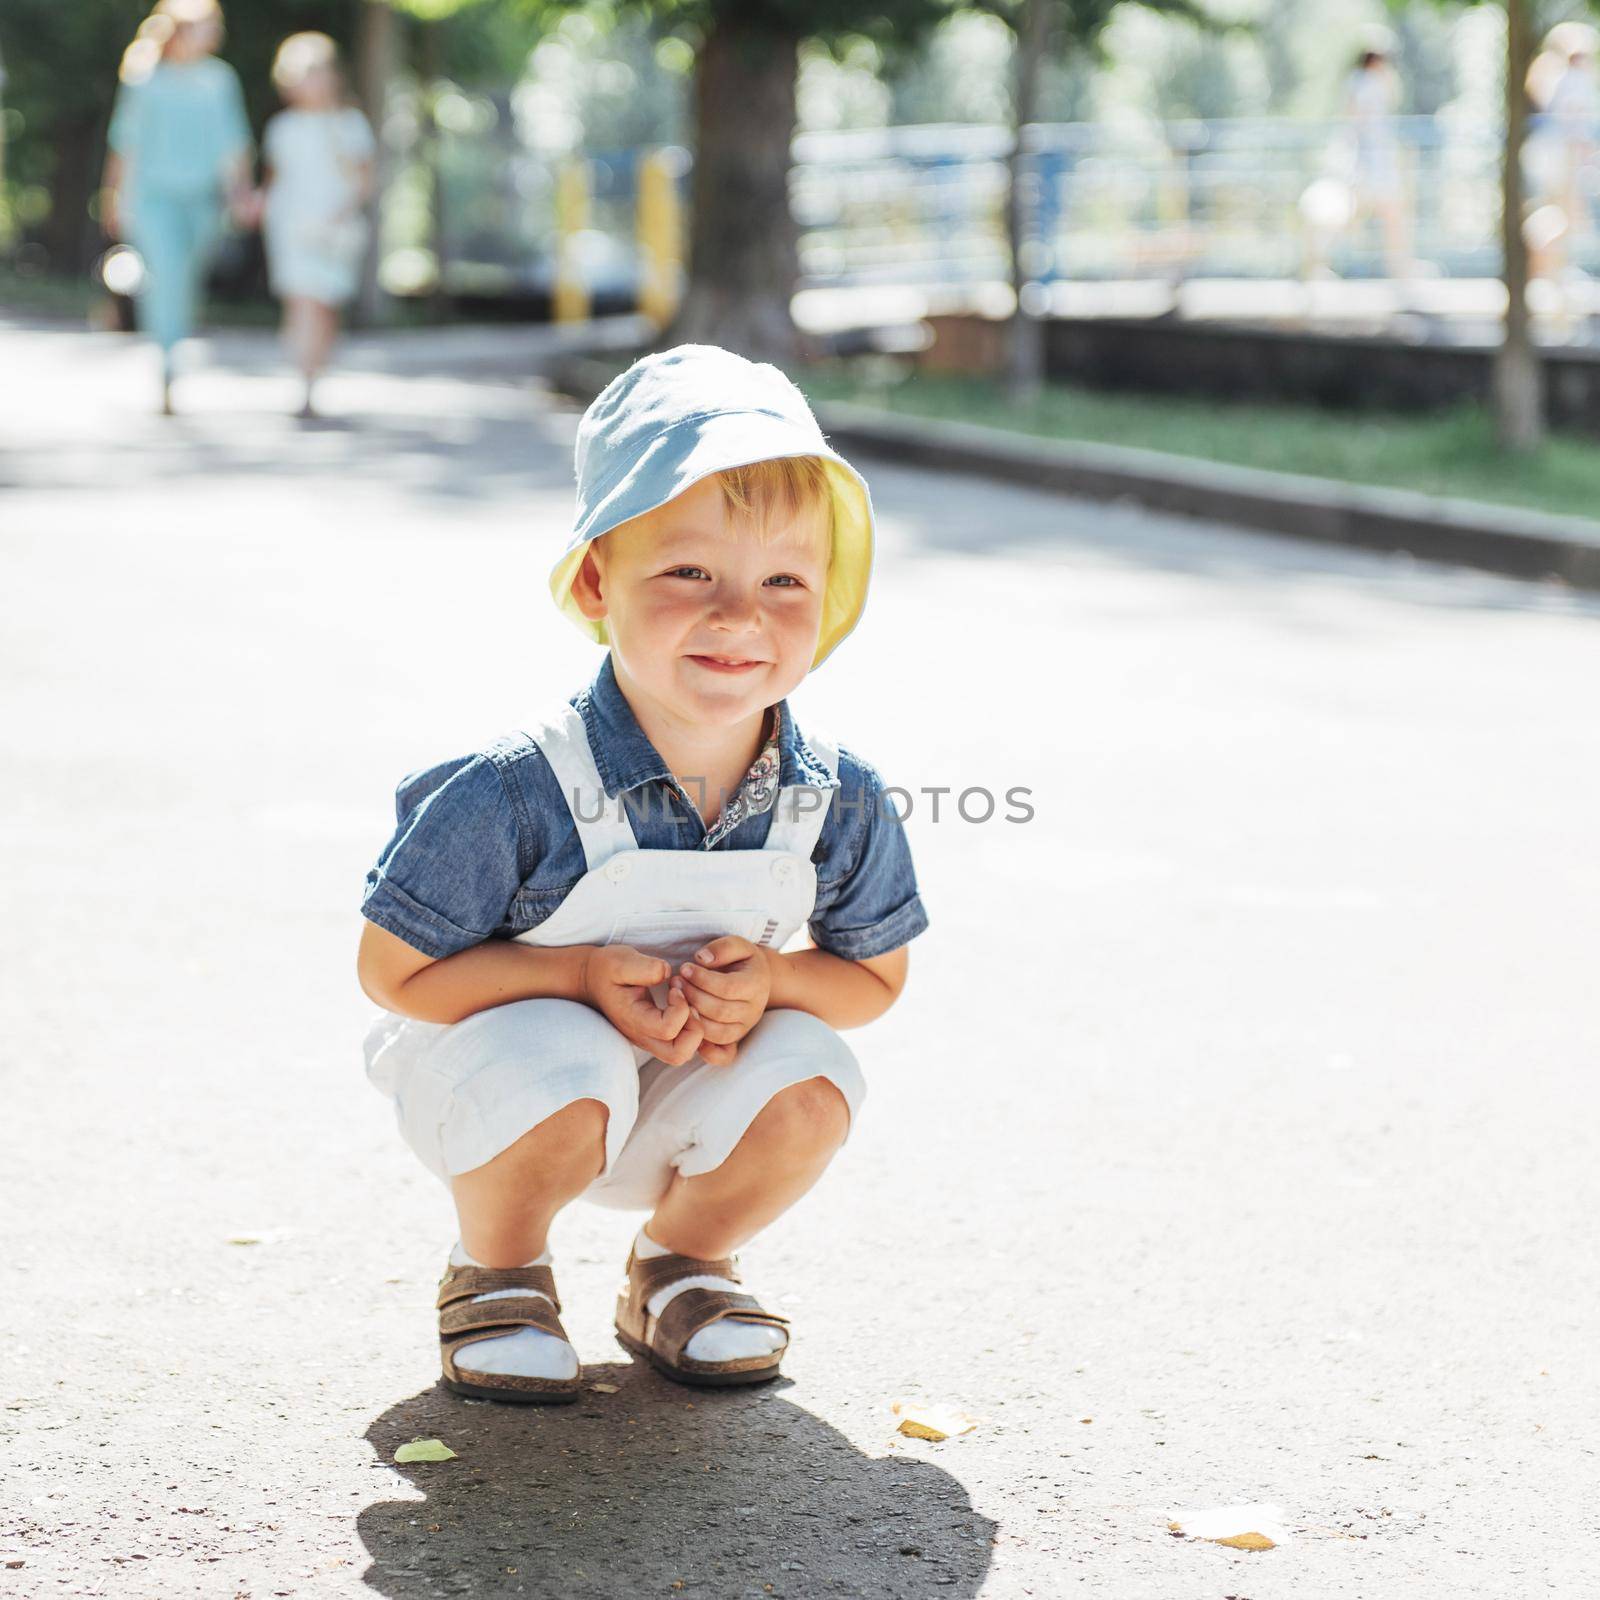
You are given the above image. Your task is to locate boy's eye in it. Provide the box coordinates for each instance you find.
[663,567,805,588]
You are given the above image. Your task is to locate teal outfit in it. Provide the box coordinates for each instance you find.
[107,58,252,353]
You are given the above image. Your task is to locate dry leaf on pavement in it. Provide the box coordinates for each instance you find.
[394,1439,457,1464]
[889,1399,979,1442]
[1168,1503,1288,1550]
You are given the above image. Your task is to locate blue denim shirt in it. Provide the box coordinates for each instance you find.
[361,653,930,964]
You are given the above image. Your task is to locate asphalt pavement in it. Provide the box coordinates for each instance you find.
[2,320,1598,1598]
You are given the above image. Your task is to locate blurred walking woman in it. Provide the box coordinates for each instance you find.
[100,0,253,414]
[261,33,376,419]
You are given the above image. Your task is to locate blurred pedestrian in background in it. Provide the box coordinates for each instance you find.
[99,0,254,415]
[1525,21,1599,288]
[1341,31,1410,279]
[260,32,376,421]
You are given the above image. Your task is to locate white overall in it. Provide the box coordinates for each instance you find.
[363,701,867,1212]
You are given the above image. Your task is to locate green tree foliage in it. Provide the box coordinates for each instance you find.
[528,0,960,50]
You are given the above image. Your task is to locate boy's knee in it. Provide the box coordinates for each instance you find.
[531,1094,611,1186]
[458,1095,609,1188]
[759,1074,853,1151]
[539,1093,611,1153]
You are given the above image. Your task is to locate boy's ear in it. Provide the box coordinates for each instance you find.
[569,542,608,622]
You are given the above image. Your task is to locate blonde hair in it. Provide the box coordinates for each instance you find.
[710,455,835,544]
[119,0,222,86]
[272,31,342,95]
[587,454,837,597]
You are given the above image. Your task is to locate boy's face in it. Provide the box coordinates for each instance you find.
[573,474,830,728]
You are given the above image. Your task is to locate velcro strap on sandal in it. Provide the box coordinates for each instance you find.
[628,1253,738,1303]
[439,1294,566,1342]
[652,1287,790,1367]
[437,1262,561,1314]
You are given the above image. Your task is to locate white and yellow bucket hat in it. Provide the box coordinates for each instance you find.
[549,344,876,672]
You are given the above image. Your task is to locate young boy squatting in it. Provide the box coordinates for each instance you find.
[355,345,929,1401]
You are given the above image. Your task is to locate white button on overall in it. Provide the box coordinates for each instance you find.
[606,856,631,882]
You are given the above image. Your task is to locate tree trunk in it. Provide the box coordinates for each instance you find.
[1005,0,1049,403]
[42,114,99,274]
[420,20,448,319]
[1494,0,1542,451]
[666,15,802,365]
[354,0,400,329]
[0,40,9,240]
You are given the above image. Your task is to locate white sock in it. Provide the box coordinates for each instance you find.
[446,1240,579,1382]
[635,1227,786,1363]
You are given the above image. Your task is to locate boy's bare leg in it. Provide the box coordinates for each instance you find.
[442,1098,610,1383]
[643,1076,852,1259]
[449,1097,609,1266]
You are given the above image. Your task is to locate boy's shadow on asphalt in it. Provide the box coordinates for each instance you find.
[360,1360,995,1599]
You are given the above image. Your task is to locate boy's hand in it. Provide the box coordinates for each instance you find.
[582,945,705,1066]
[671,937,772,1067]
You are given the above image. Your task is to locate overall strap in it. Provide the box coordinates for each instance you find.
[764,729,840,860]
[523,701,636,871]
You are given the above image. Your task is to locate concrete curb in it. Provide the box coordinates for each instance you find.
[811,401,1600,591]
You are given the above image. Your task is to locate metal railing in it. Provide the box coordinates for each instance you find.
[790,115,1574,286]
[397,111,1600,300]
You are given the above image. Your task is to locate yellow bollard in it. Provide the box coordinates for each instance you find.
[635,148,684,328]
[553,157,590,324]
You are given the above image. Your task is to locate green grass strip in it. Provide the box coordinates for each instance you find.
[801,364,1600,525]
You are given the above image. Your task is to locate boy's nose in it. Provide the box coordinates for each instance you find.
[706,591,761,629]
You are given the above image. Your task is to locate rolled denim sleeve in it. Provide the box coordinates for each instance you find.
[361,754,524,960]
[808,749,930,961]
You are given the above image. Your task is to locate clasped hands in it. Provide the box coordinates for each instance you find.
[581,937,772,1066]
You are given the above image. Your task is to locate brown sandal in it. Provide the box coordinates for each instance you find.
[613,1245,791,1388]
[436,1260,583,1405]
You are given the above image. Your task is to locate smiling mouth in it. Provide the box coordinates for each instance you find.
[688,654,766,668]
